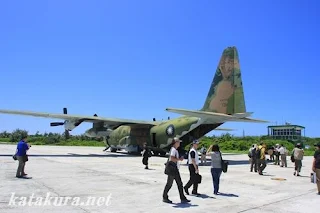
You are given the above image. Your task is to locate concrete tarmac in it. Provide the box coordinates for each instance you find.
[0,144,318,213]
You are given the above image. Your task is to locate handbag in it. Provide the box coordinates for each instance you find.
[220,151,229,173]
[164,161,178,176]
[164,147,179,176]
[195,173,202,184]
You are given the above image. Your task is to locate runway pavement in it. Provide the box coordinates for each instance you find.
[0,144,318,213]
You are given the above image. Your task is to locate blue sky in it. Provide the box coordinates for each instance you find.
[0,0,319,137]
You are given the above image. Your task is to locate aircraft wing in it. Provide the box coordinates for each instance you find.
[0,109,159,129]
[165,108,269,123]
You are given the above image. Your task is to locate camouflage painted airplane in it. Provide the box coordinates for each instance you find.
[0,46,267,156]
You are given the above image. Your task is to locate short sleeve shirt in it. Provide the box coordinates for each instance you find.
[170,147,179,158]
[170,147,180,169]
[16,141,29,156]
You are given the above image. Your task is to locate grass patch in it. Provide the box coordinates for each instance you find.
[1,130,318,156]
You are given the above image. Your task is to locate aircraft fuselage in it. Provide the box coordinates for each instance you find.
[106,116,222,155]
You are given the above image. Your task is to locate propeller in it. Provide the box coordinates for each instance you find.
[50,122,64,126]
[63,108,70,139]
[50,107,68,127]
[50,107,69,139]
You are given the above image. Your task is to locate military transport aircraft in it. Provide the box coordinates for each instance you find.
[0,46,267,156]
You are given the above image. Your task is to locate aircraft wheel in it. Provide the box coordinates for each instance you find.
[110,148,117,152]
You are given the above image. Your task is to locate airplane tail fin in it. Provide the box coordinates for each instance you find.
[201,46,246,115]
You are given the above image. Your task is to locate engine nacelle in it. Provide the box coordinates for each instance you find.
[84,127,113,138]
[64,120,77,131]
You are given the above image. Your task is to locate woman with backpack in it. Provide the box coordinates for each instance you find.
[292,143,304,176]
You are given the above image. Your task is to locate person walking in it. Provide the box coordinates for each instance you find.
[278,144,287,167]
[257,142,267,175]
[249,144,257,172]
[142,143,152,169]
[162,137,190,204]
[184,140,200,196]
[292,143,304,176]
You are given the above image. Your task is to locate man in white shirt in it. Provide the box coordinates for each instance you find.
[278,144,287,167]
[163,137,190,204]
[184,140,200,196]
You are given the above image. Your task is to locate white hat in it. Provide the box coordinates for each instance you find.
[173,137,182,142]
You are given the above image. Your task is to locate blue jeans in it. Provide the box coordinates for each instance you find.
[211,168,222,194]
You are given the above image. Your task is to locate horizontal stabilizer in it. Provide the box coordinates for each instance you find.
[236,117,270,123]
[232,112,253,118]
[165,108,268,123]
[214,128,235,131]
